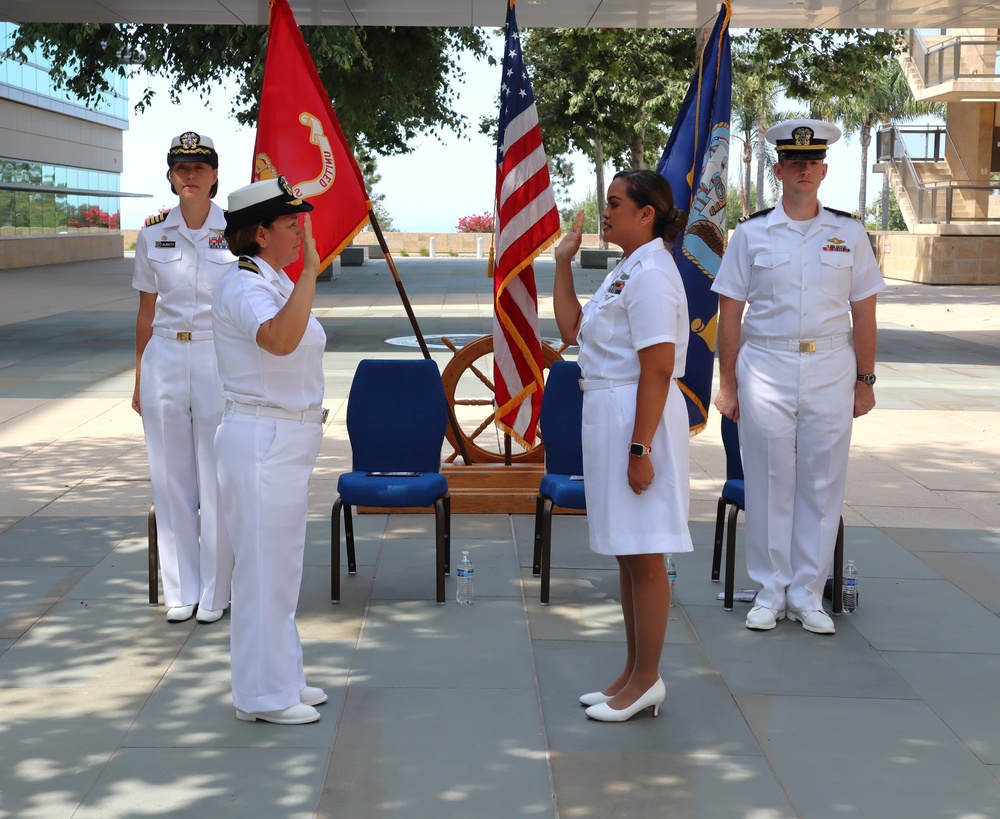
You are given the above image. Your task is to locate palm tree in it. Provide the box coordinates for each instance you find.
[828,60,945,227]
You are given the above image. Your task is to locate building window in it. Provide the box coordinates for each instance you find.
[0,159,121,235]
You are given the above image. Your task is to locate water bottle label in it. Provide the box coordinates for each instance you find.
[844,578,857,587]
[457,568,473,578]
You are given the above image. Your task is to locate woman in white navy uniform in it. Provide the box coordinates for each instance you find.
[213,177,328,725]
[554,169,694,723]
[131,132,234,624]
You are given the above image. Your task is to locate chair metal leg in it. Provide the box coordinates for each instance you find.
[343,504,357,575]
[435,495,448,605]
[832,516,845,614]
[712,497,727,582]
[539,498,554,606]
[331,497,343,603]
[532,494,545,576]
[724,505,740,611]
[443,493,451,576]
[147,504,159,606]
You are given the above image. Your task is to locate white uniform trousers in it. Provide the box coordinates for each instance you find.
[215,411,322,713]
[140,335,232,610]
[736,341,855,612]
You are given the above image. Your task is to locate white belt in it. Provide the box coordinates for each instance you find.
[579,378,639,391]
[746,333,850,353]
[226,400,328,424]
[153,328,214,341]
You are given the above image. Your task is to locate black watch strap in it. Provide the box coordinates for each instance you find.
[857,373,876,386]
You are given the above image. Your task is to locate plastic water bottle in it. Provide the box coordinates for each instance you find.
[456,550,474,605]
[842,560,859,613]
[666,554,677,606]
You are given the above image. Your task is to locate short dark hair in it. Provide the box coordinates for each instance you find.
[612,169,688,244]
[224,217,276,257]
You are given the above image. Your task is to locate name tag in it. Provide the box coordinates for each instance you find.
[155,241,176,248]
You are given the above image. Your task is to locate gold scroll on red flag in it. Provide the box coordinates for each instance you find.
[253,0,370,281]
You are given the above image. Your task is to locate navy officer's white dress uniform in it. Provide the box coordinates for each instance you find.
[132,132,234,624]
[212,177,329,725]
[712,119,884,633]
[579,238,694,557]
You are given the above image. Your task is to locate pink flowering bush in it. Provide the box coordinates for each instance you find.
[456,212,494,233]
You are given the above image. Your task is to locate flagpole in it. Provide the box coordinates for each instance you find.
[367,207,472,465]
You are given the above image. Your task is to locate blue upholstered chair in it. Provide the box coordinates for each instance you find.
[711,414,844,612]
[532,360,586,605]
[332,359,451,604]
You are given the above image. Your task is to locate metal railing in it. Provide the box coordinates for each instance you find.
[877,124,1000,225]
[908,29,1000,88]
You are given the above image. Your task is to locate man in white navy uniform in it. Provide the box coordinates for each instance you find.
[712,118,885,634]
[132,132,235,624]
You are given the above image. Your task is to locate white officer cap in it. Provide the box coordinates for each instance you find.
[765,118,841,160]
[225,176,314,231]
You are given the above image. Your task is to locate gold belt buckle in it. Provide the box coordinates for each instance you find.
[799,340,816,353]
[176,332,192,341]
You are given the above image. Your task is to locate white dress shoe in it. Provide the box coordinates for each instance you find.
[166,604,196,622]
[788,609,835,634]
[300,685,328,706]
[196,607,225,624]
[745,605,785,631]
[236,703,320,724]
[579,690,613,707]
[585,678,665,722]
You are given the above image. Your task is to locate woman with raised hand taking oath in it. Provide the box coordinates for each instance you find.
[212,177,329,725]
[553,169,694,723]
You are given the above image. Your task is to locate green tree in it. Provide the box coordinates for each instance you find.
[748,29,901,104]
[361,161,394,232]
[865,186,906,231]
[4,23,491,165]
[519,28,695,233]
[821,59,944,228]
[560,189,601,235]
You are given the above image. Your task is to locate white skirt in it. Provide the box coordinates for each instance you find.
[582,382,693,556]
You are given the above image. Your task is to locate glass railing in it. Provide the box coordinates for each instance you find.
[877,124,1000,225]
[908,29,1000,87]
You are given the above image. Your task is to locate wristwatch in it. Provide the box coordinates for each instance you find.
[857,373,876,386]
[628,442,651,457]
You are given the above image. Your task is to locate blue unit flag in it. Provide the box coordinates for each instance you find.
[656,0,732,433]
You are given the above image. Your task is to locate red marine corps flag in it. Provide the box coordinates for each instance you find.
[492,0,561,450]
[253,0,370,281]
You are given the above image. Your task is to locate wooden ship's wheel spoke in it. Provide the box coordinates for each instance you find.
[440,334,564,464]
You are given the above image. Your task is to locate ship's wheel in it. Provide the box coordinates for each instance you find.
[440,334,565,463]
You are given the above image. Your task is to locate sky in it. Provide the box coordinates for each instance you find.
[119,31,887,232]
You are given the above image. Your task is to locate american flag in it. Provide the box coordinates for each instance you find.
[493,0,561,450]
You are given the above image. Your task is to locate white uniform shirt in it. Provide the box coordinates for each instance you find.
[711,200,885,339]
[578,238,688,381]
[212,257,326,413]
[132,203,234,332]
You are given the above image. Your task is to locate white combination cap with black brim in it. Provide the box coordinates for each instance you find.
[225,176,315,231]
[765,118,842,161]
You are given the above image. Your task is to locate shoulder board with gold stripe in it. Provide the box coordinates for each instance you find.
[738,207,773,224]
[824,206,860,221]
[238,256,262,275]
[144,210,169,227]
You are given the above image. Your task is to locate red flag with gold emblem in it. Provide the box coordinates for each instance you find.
[253,0,370,280]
